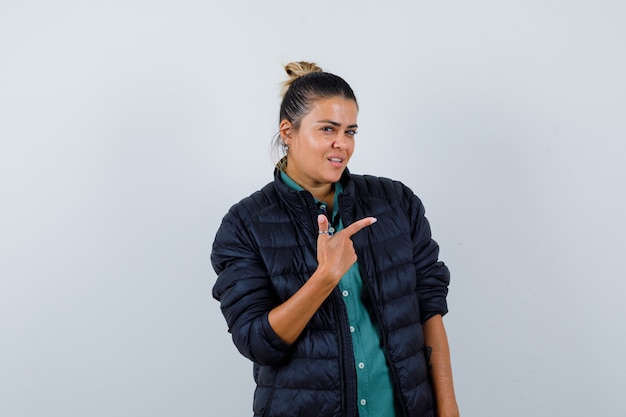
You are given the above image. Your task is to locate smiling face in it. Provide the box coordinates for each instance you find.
[280,96,358,197]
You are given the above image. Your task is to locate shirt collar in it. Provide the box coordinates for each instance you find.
[279,170,343,219]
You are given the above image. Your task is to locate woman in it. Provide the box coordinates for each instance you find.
[212,61,459,417]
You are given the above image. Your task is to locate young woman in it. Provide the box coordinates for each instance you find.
[212,61,459,417]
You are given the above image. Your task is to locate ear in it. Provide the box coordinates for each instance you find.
[279,119,294,144]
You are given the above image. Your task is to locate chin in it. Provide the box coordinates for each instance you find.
[325,173,344,183]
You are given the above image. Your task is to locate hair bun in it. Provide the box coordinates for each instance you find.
[285,61,323,78]
[281,61,323,97]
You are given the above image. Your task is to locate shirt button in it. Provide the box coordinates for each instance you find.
[358,362,365,369]
[349,326,355,333]
[342,290,349,297]
[360,399,367,406]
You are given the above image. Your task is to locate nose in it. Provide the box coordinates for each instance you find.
[332,134,348,149]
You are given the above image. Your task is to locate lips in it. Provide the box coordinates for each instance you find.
[327,157,346,170]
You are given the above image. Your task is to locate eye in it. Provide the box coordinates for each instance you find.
[321,126,334,132]
[346,129,358,136]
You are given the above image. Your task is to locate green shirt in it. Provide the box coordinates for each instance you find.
[280,171,399,417]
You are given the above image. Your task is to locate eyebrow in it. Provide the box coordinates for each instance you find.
[316,120,359,129]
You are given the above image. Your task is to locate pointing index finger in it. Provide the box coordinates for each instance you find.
[342,217,377,237]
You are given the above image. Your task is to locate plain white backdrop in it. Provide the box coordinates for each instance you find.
[1,1,625,416]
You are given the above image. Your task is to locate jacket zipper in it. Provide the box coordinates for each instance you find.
[331,289,358,417]
[300,192,322,237]
[330,293,346,416]
[304,190,358,417]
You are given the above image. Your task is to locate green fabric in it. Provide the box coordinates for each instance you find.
[280,171,398,417]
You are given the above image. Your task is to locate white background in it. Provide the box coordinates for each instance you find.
[1,1,625,416]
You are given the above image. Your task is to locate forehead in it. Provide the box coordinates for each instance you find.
[306,97,358,120]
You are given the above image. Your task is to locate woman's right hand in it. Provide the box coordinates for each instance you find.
[267,214,377,344]
[315,214,377,286]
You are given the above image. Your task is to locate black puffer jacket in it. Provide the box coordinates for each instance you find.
[212,168,450,417]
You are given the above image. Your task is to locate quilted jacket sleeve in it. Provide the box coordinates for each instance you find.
[211,207,292,366]
[404,185,450,323]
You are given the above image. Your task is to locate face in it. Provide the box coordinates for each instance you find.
[281,96,358,193]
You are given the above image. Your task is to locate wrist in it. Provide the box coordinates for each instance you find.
[309,267,340,293]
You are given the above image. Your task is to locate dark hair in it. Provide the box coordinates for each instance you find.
[273,62,358,162]
[280,62,358,129]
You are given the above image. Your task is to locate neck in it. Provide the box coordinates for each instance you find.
[284,167,335,206]
[301,181,334,207]
[313,186,335,210]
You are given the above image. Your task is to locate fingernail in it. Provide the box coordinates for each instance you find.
[371,217,377,223]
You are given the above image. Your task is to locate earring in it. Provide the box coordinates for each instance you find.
[282,141,289,153]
